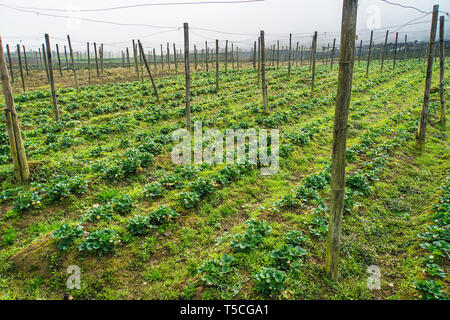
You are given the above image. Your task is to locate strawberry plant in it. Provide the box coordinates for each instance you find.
[78,229,121,255]
[253,267,286,296]
[52,224,84,251]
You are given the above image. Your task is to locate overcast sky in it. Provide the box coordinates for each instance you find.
[0,0,449,52]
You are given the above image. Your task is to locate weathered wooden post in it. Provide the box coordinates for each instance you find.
[357,39,362,66]
[257,37,261,84]
[166,42,170,70]
[236,46,239,68]
[404,35,408,63]
[194,45,198,71]
[93,42,100,76]
[173,43,178,74]
[300,45,304,66]
[260,30,268,113]
[67,35,78,90]
[64,45,69,70]
[215,39,219,92]
[184,23,191,132]
[381,30,389,72]
[100,43,104,74]
[87,42,91,84]
[16,44,25,92]
[231,43,234,69]
[42,44,50,83]
[311,31,318,96]
[22,45,29,76]
[438,16,445,127]
[132,40,139,79]
[288,33,292,77]
[160,44,164,70]
[325,0,358,281]
[39,47,43,70]
[225,40,229,73]
[296,41,299,66]
[45,34,59,121]
[126,47,131,69]
[366,30,373,76]
[55,44,63,76]
[415,5,439,151]
[153,48,157,70]
[138,40,160,104]
[277,40,280,69]
[331,38,336,70]
[34,51,40,70]
[0,35,30,182]
[252,41,257,71]
[6,44,14,83]
[419,42,423,63]
[393,32,398,69]
[205,41,209,71]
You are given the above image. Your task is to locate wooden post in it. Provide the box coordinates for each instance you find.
[438,16,446,127]
[55,44,63,76]
[295,41,299,66]
[277,40,280,69]
[253,41,257,71]
[100,43,104,74]
[215,39,219,92]
[39,47,43,70]
[300,45,304,66]
[6,44,14,83]
[404,35,408,63]
[184,23,191,132]
[22,45,29,76]
[325,0,358,281]
[225,40,229,73]
[45,34,59,121]
[0,35,30,182]
[126,47,131,69]
[231,43,234,69]
[138,40,160,104]
[153,48,157,70]
[205,41,209,71]
[173,43,178,74]
[42,44,50,83]
[194,45,198,71]
[381,30,389,72]
[166,42,170,70]
[160,44,164,70]
[87,42,91,84]
[34,51,40,70]
[260,31,268,113]
[257,37,261,84]
[236,46,239,68]
[393,32,398,69]
[331,38,336,70]
[357,39,362,66]
[288,33,292,77]
[419,42,423,63]
[132,40,139,79]
[311,31,318,96]
[415,5,439,151]
[16,44,25,92]
[67,35,78,90]
[366,30,373,76]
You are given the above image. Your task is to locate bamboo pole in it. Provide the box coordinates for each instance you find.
[0,34,30,182]
[415,5,439,151]
[184,23,191,132]
[325,0,358,281]
[45,34,59,121]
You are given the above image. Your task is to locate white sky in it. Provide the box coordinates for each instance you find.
[0,0,449,52]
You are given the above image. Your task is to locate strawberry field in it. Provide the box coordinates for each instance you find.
[0,59,448,300]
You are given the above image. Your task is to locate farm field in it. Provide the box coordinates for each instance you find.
[0,58,449,300]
